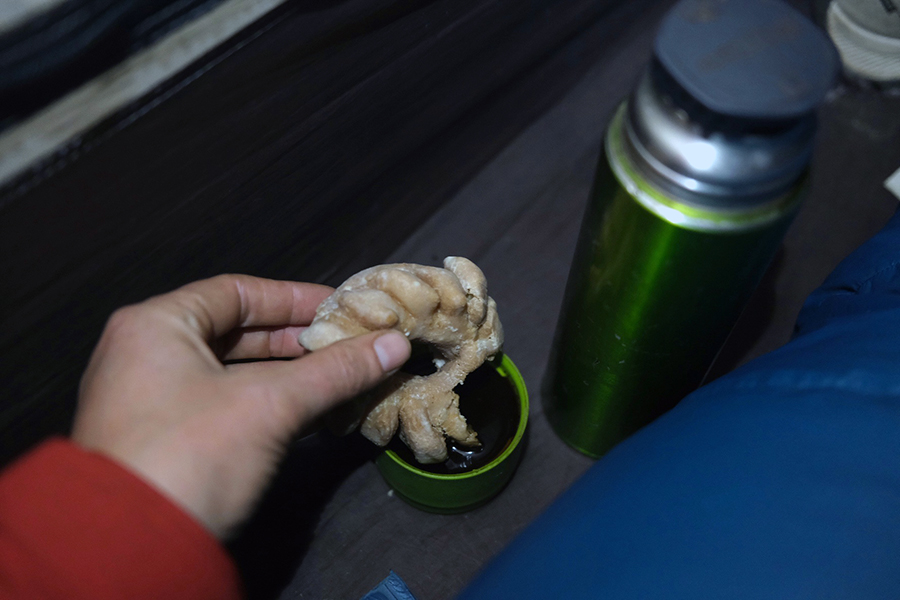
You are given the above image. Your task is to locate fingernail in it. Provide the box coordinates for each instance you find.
[374,331,410,372]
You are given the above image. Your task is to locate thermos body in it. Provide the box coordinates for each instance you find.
[543,105,804,458]
[542,0,838,458]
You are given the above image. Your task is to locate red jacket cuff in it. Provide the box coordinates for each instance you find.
[0,438,242,600]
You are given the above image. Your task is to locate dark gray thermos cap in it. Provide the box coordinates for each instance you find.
[654,0,840,120]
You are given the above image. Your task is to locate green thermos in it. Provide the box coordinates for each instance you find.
[543,0,839,458]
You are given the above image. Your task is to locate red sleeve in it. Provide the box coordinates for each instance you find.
[0,438,242,600]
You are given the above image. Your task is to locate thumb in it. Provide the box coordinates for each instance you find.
[263,330,411,424]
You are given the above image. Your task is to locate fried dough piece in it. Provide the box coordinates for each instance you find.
[299,257,503,463]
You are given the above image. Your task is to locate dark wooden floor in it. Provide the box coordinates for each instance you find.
[228,4,671,598]
[231,5,899,600]
[0,0,656,466]
[2,0,899,598]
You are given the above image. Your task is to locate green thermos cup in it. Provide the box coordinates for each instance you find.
[543,0,839,458]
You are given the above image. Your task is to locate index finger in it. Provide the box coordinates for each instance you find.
[147,274,334,340]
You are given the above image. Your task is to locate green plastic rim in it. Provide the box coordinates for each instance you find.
[381,353,529,480]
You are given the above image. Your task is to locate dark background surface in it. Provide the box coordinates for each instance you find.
[0,0,657,466]
[1,0,899,598]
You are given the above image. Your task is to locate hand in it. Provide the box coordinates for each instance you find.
[71,274,410,539]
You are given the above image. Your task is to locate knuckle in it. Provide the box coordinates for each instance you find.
[210,273,242,288]
[101,303,166,350]
[209,273,254,295]
[103,305,142,340]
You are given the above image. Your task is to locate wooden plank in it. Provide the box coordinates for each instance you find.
[228,2,674,598]
[0,0,652,463]
[251,14,900,600]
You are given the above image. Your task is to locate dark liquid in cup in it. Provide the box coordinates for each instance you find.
[386,353,520,475]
